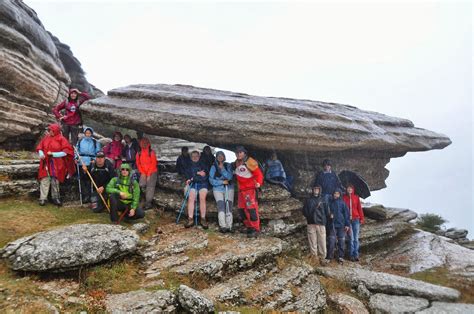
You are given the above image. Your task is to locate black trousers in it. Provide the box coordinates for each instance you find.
[109,193,145,222]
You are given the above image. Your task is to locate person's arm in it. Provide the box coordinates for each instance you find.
[38,150,45,159]
[208,166,223,187]
[357,197,364,224]
[343,203,350,228]
[95,141,102,154]
[106,178,120,194]
[222,164,234,180]
[131,180,140,210]
[78,92,90,105]
[135,152,143,174]
[52,100,66,119]
[151,151,158,173]
[51,152,67,158]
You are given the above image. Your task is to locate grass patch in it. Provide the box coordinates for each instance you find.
[410,267,474,303]
[214,303,263,314]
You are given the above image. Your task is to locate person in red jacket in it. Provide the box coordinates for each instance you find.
[36,124,75,206]
[342,184,365,261]
[52,88,90,146]
[136,137,158,210]
[233,146,264,238]
[103,131,124,169]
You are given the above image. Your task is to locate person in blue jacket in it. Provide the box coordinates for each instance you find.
[76,127,101,203]
[314,159,342,203]
[184,151,209,229]
[326,188,350,264]
[176,147,192,177]
[209,151,234,233]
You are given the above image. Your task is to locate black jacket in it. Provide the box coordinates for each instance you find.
[302,195,330,225]
[90,159,116,188]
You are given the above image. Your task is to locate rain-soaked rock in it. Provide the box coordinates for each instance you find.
[368,293,429,313]
[417,301,474,313]
[360,219,413,248]
[362,203,417,222]
[316,265,460,301]
[105,289,177,313]
[1,224,139,272]
[178,285,214,314]
[131,222,150,235]
[329,293,368,314]
[444,228,468,240]
[280,274,327,312]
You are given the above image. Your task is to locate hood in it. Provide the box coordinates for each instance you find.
[215,151,226,162]
[119,163,132,179]
[69,88,80,96]
[48,123,61,136]
[113,131,123,141]
[346,184,355,195]
[139,137,151,150]
[83,126,94,135]
[311,185,322,196]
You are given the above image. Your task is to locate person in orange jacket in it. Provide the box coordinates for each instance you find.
[136,137,158,210]
[342,184,365,261]
[233,146,264,238]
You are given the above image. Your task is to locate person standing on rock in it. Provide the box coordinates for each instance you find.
[103,131,124,169]
[136,137,158,210]
[36,123,75,206]
[264,152,293,191]
[343,184,364,262]
[122,134,139,169]
[233,146,264,238]
[106,163,145,222]
[327,188,350,264]
[90,151,116,212]
[302,185,330,263]
[184,151,209,229]
[52,88,90,146]
[176,147,192,177]
[199,145,215,172]
[314,159,342,203]
[209,151,234,233]
[76,127,101,204]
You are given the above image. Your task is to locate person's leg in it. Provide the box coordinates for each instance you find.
[39,177,50,201]
[50,178,60,202]
[244,189,260,234]
[326,226,336,260]
[126,206,145,220]
[336,227,346,260]
[316,225,327,260]
[61,124,70,143]
[237,190,248,229]
[185,188,196,227]
[226,188,234,230]
[199,188,208,228]
[80,168,91,203]
[145,171,157,207]
[70,125,80,147]
[109,193,120,222]
[213,190,226,229]
[351,219,360,259]
[307,224,318,256]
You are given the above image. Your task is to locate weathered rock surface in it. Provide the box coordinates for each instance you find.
[105,289,177,313]
[178,285,215,314]
[1,224,139,272]
[368,293,429,313]
[417,301,474,313]
[444,228,469,240]
[362,203,418,222]
[360,219,412,248]
[329,293,369,314]
[317,265,460,301]
[83,84,451,193]
[280,274,326,312]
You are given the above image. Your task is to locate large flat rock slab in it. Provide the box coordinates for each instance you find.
[105,289,177,313]
[316,265,460,302]
[1,224,139,272]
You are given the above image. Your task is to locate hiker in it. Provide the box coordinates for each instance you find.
[314,159,342,203]
[52,88,90,146]
[36,124,75,206]
[106,163,145,223]
[199,145,215,172]
[176,146,192,177]
[302,185,330,262]
[264,152,293,191]
[136,137,158,210]
[184,151,209,229]
[326,188,350,263]
[233,146,264,238]
[122,134,139,169]
[103,131,124,169]
[90,151,116,213]
[209,151,234,233]
[76,127,101,203]
[343,184,365,262]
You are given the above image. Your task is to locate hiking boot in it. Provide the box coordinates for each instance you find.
[322,259,331,265]
[200,218,209,230]
[39,200,46,206]
[239,226,248,234]
[52,199,62,207]
[337,258,344,264]
[219,227,228,233]
[184,218,194,228]
[354,256,360,262]
[247,229,258,238]
[144,203,154,210]
[350,256,356,262]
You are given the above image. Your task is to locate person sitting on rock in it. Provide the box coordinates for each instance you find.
[233,146,264,238]
[209,151,234,233]
[36,123,75,206]
[199,145,215,172]
[176,147,192,177]
[343,184,365,262]
[122,134,139,169]
[264,152,293,191]
[136,137,158,210]
[90,151,116,213]
[302,185,330,263]
[184,151,209,229]
[76,127,101,204]
[106,163,145,223]
[103,131,124,169]
[314,159,342,203]
[326,188,350,264]
[52,88,90,146]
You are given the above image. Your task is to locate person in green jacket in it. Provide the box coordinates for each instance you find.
[106,163,145,222]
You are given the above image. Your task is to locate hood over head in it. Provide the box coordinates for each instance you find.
[215,151,226,162]
[48,123,61,136]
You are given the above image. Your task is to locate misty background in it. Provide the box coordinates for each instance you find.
[27,1,473,236]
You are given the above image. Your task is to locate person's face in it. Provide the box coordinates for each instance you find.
[313,187,320,196]
[124,136,131,143]
[84,130,92,137]
[324,165,331,172]
[236,151,245,160]
[182,149,189,156]
[347,187,353,194]
[333,191,340,199]
[95,156,105,166]
[217,154,225,163]
[204,147,211,154]
[114,134,121,141]
[191,153,199,162]
[120,167,130,177]
[70,92,78,100]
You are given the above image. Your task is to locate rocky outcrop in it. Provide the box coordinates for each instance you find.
[417,302,474,313]
[105,290,177,313]
[368,293,429,313]
[329,293,369,314]
[0,0,96,149]
[1,224,139,272]
[177,285,215,314]
[82,84,451,193]
[317,265,460,301]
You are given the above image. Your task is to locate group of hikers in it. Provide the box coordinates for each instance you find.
[37,88,365,261]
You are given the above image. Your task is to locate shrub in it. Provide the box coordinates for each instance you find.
[416,213,448,232]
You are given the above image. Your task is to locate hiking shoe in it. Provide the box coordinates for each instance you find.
[322,259,331,265]
[184,218,194,228]
[144,203,154,210]
[337,258,344,264]
[354,256,360,262]
[219,227,228,233]
[39,200,46,206]
[200,218,209,230]
[239,227,248,234]
[350,256,356,262]
[52,199,62,207]
[247,229,258,238]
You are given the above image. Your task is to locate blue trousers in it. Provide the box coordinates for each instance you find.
[349,219,361,258]
[327,225,346,259]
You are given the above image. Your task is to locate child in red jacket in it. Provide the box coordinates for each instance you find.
[342,184,365,261]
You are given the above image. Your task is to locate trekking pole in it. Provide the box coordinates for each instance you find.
[117,206,130,225]
[176,183,192,224]
[76,162,83,205]
[224,184,230,216]
[194,188,199,226]
[73,146,111,213]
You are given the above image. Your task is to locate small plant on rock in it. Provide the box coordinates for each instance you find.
[416,213,448,232]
